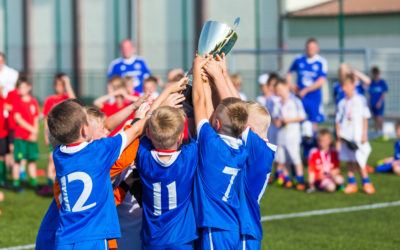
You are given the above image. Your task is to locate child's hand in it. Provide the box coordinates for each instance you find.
[193,54,211,75]
[203,59,224,81]
[215,53,228,76]
[132,93,150,110]
[162,93,185,109]
[135,102,151,119]
[28,132,38,142]
[166,77,189,94]
[61,75,71,86]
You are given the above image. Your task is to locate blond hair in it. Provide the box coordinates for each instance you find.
[148,106,186,149]
[246,101,271,139]
[214,97,248,138]
[230,74,242,88]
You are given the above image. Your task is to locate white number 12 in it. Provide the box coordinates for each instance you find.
[60,172,96,212]
[222,166,240,202]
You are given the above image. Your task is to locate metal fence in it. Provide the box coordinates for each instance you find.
[31,48,400,118]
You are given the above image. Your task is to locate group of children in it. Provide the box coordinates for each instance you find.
[34,54,276,250]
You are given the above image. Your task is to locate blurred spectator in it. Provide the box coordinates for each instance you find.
[286,38,327,127]
[108,39,151,93]
[94,77,133,117]
[230,73,247,101]
[369,66,388,133]
[273,79,306,191]
[142,76,160,100]
[167,68,185,82]
[333,63,371,105]
[0,52,19,98]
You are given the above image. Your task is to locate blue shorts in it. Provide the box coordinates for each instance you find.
[143,242,194,250]
[55,239,108,250]
[371,104,384,116]
[302,99,324,123]
[241,235,261,250]
[35,230,56,250]
[199,228,240,250]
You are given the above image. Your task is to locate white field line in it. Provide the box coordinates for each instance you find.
[261,200,400,222]
[0,244,35,250]
[2,201,400,250]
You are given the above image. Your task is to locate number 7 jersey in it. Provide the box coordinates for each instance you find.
[193,120,248,231]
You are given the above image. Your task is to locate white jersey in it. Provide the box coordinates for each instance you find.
[273,94,306,145]
[336,94,371,143]
[0,65,19,97]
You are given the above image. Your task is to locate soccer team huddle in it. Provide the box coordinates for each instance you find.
[0,37,399,250]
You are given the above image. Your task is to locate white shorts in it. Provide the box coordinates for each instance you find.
[339,143,357,163]
[276,143,302,165]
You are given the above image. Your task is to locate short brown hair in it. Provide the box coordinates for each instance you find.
[85,106,105,120]
[274,77,287,88]
[144,76,158,85]
[246,101,271,139]
[342,73,355,85]
[317,128,332,139]
[47,99,88,145]
[16,74,31,88]
[214,97,248,138]
[108,76,125,90]
[148,106,186,149]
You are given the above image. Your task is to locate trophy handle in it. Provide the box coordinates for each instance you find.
[233,17,240,30]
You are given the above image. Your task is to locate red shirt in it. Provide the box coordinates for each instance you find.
[308,148,339,181]
[43,94,69,117]
[101,101,131,117]
[0,96,8,138]
[13,96,40,140]
[5,89,19,130]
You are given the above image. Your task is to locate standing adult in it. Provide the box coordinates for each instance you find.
[108,39,151,93]
[0,52,19,98]
[286,38,328,127]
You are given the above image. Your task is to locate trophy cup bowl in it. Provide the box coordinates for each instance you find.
[197,20,238,56]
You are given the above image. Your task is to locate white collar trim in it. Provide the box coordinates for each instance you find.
[122,56,137,65]
[150,150,181,167]
[218,134,243,150]
[60,142,90,154]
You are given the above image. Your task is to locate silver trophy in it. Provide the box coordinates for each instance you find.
[197,17,240,56]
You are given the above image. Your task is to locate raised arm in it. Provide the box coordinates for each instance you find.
[62,75,76,99]
[193,55,211,126]
[353,68,371,86]
[149,77,188,113]
[204,58,237,100]
[216,53,240,99]
[104,94,148,131]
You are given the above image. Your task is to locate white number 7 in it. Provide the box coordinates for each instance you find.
[222,166,240,202]
[60,172,97,212]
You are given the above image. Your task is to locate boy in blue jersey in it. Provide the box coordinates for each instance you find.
[192,55,249,249]
[375,121,400,175]
[47,99,149,250]
[240,101,276,250]
[135,106,198,249]
[369,66,388,133]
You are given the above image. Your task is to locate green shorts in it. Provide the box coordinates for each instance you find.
[14,139,39,162]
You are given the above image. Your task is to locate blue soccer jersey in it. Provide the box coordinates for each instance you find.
[394,140,400,160]
[107,56,151,93]
[369,79,388,107]
[193,120,248,232]
[135,137,198,247]
[36,199,59,250]
[289,54,327,123]
[240,128,276,241]
[53,134,126,245]
[333,80,365,105]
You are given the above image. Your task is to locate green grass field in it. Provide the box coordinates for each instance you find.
[0,131,399,249]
